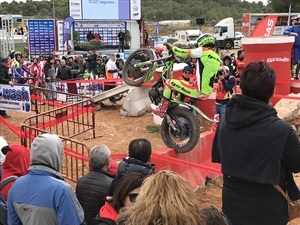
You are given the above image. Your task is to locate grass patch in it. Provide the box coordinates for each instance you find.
[146,125,160,133]
[15,43,25,55]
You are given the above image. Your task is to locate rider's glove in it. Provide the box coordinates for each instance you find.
[198,94,209,101]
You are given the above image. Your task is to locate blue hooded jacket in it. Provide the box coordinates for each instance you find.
[283,25,300,47]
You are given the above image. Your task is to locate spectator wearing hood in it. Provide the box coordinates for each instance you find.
[7,134,85,225]
[0,144,30,201]
[109,138,155,195]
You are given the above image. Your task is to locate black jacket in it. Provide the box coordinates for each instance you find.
[0,64,10,84]
[86,54,97,68]
[110,157,155,195]
[76,169,114,225]
[212,94,300,225]
[57,66,73,80]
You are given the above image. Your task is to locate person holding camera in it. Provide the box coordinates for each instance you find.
[215,65,236,120]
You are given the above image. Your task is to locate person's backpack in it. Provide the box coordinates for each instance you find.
[0,176,18,225]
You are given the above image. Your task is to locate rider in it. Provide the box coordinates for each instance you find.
[10,51,31,84]
[153,33,221,118]
[284,15,300,78]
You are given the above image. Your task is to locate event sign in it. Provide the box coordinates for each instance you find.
[63,16,74,45]
[74,20,126,47]
[69,0,82,19]
[0,85,31,113]
[130,0,141,20]
[27,19,56,57]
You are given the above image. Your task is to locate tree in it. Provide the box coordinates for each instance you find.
[269,0,300,12]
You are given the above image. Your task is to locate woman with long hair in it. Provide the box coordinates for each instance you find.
[95,172,147,225]
[117,170,206,225]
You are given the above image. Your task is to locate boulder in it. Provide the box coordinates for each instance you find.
[274,93,300,122]
[120,86,152,117]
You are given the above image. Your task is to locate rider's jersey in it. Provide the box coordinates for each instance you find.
[172,46,221,96]
[29,63,41,77]
[11,59,31,77]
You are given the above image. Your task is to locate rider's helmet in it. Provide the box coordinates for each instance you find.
[196,33,215,48]
[14,51,22,60]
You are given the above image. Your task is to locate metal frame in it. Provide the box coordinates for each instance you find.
[0,15,15,58]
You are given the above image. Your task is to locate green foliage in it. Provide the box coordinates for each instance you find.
[0,0,69,19]
[146,125,160,133]
[77,40,103,51]
[141,0,276,24]
[269,0,300,13]
[125,30,132,42]
[0,0,298,23]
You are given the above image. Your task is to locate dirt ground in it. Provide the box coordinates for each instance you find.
[2,100,300,224]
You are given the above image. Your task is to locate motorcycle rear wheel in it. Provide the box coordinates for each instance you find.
[122,48,155,86]
[161,107,200,153]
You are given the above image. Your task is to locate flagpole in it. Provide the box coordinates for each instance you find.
[287,3,291,27]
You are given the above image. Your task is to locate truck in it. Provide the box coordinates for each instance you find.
[174,29,202,48]
[242,13,300,36]
[213,17,241,49]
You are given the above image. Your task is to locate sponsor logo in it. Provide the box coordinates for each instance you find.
[133,6,138,11]
[133,13,139,17]
[266,57,289,63]
[71,2,80,6]
[265,19,275,37]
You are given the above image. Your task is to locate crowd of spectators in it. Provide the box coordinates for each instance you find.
[0,135,227,225]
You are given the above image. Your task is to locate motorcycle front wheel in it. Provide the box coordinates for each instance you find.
[161,107,200,153]
[122,48,155,86]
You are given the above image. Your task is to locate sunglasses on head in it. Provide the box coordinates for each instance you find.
[128,193,139,203]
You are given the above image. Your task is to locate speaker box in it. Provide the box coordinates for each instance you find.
[196,17,205,25]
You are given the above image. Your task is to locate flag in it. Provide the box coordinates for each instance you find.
[63,16,74,45]
[251,16,278,37]
[156,22,160,42]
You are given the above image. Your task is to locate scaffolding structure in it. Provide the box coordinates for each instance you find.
[0,15,15,58]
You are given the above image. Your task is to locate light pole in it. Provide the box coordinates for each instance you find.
[52,0,55,19]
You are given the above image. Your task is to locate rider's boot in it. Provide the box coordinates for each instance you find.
[154,98,169,118]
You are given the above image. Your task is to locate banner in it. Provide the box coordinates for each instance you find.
[27,19,55,57]
[251,16,278,37]
[69,0,82,19]
[63,16,74,46]
[0,85,31,113]
[57,21,68,51]
[130,0,141,20]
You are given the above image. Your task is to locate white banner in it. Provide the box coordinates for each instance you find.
[0,85,31,113]
[130,0,141,20]
[57,21,68,51]
[69,0,82,20]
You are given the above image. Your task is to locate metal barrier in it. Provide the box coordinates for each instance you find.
[20,126,90,182]
[24,89,96,139]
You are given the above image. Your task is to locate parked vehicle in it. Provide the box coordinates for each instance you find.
[174,30,202,48]
[213,17,242,49]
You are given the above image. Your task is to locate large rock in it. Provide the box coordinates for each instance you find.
[120,86,152,117]
[274,93,300,122]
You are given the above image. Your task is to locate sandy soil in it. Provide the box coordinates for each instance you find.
[1,99,300,224]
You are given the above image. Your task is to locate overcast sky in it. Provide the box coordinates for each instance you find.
[1,0,269,5]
